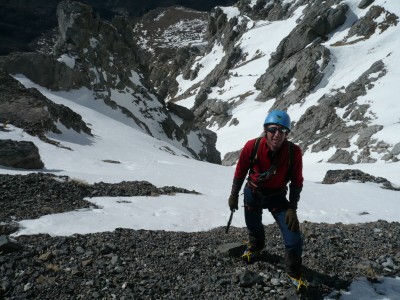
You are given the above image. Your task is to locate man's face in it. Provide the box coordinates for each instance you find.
[265,125,289,151]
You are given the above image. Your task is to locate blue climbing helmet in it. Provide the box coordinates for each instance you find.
[263,110,291,131]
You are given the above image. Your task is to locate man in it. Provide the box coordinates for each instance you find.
[228,110,306,290]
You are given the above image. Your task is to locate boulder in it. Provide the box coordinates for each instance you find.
[358,0,375,9]
[216,242,246,257]
[327,149,355,164]
[0,140,44,169]
[0,235,22,253]
[222,150,241,166]
[167,102,194,121]
[355,125,383,148]
[322,169,399,191]
[391,142,400,156]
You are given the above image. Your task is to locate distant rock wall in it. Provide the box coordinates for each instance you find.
[0,1,221,164]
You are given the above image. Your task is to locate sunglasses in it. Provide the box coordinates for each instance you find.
[266,127,289,134]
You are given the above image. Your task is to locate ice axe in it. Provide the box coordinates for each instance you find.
[225,209,235,234]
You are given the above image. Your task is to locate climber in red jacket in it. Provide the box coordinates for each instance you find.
[228,109,307,291]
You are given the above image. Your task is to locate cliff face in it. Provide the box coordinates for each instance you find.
[0,0,238,55]
[0,1,222,163]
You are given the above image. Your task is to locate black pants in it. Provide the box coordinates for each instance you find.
[243,186,303,277]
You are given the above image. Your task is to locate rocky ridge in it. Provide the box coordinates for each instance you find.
[0,173,399,299]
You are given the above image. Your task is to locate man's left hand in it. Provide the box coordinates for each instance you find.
[285,208,300,231]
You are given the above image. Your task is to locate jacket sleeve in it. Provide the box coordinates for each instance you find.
[230,139,254,195]
[288,144,304,209]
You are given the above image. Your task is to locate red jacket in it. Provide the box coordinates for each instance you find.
[234,137,303,190]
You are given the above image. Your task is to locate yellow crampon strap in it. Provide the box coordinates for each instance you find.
[241,251,253,263]
[288,275,308,291]
[241,243,262,263]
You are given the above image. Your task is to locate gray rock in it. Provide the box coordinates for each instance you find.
[238,269,264,287]
[391,142,400,155]
[322,169,399,190]
[358,0,375,9]
[346,6,398,41]
[291,60,388,162]
[355,125,383,148]
[268,1,348,67]
[0,140,44,169]
[222,150,242,166]
[0,52,89,90]
[0,235,22,253]
[167,102,194,121]
[216,242,246,257]
[327,149,355,164]
[209,100,230,115]
[381,153,393,161]
[0,70,92,145]
[255,44,330,104]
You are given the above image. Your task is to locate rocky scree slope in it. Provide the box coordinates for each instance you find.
[1,173,399,299]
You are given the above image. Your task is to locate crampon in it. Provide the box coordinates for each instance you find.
[288,274,308,292]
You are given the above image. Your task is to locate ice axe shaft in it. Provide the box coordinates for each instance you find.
[225,210,235,234]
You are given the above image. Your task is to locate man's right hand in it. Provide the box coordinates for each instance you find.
[228,194,239,211]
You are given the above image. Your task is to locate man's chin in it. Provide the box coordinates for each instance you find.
[270,141,283,151]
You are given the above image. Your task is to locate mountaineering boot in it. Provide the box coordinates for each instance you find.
[288,274,308,292]
[241,243,264,263]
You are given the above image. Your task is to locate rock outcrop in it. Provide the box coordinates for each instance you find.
[322,169,400,191]
[0,71,92,146]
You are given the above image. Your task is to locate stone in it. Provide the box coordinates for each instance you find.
[238,269,264,288]
[0,139,44,169]
[358,0,375,9]
[322,169,399,191]
[167,102,194,121]
[391,142,400,155]
[216,243,246,258]
[0,235,22,253]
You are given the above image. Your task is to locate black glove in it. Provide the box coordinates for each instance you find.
[289,185,302,209]
[228,177,244,211]
[285,208,300,231]
[228,194,239,211]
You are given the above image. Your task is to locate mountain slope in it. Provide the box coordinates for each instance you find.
[147,0,400,166]
[0,0,399,171]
